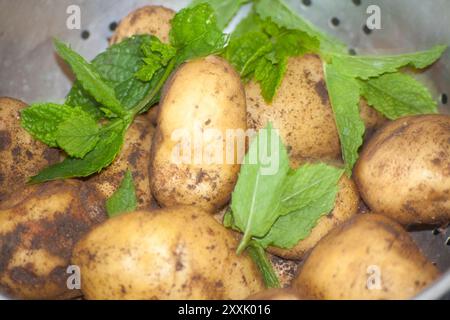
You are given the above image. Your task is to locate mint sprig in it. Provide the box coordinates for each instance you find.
[106,170,138,218]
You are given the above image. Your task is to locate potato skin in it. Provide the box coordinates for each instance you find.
[246,55,386,163]
[150,56,247,212]
[0,97,59,201]
[294,214,440,300]
[72,207,264,300]
[88,115,157,210]
[247,288,305,300]
[110,6,175,45]
[355,115,450,226]
[0,180,106,299]
[268,175,360,260]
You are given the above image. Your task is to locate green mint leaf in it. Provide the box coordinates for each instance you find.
[256,164,344,249]
[332,45,447,80]
[231,123,290,253]
[170,3,228,64]
[135,60,162,82]
[190,0,250,30]
[29,119,127,183]
[65,83,104,120]
[324,63,365,175]
[135,37,176,82]
[255,0,346,54]
[254,56,288,103]
[247,241,280,288]
[55,112,100,158]
[360,73,438,120]
[21,103,91,147]
[53,39,125,117]
[106,170,138,218]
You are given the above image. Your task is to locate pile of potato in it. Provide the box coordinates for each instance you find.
[0,5,448,300]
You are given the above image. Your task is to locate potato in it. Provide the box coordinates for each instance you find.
[88,115,157,210]
[150,56,247,212]
[268,174,360,260]
[247,288,305,300]
[0,180,106,299]
[355,115,450,226]
[246,55,386,163]
[110,6,175,45]
[72,207,264,300]
[0,97,59,201]
[294,214,440,300]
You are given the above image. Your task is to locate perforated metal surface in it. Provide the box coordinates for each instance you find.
[0,0,449,299]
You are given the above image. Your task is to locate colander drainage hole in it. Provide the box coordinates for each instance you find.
[363,25,372,35]
[81,30,90,40]
[432,228,441,235]
[446,237,450,246]
[330,17,340,27]
[441,93,448,105]
[302,0,312,7]
[348,48,357,56]
[352,0,362,6]
[109,22,118,32]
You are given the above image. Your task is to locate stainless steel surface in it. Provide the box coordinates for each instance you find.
[0,0,449,299]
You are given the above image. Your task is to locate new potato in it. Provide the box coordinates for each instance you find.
[355,115,450,226]
[110,5,175,45]
[0,97,59,201]
[72,207,264,300]
[294,214,440,300]
[0,180,106,299]
[246,55,386,164]
[150,56,247,212]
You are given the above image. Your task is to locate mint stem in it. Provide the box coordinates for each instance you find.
[247,241,280,288]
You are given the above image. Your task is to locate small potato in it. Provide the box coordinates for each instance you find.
[0,180,106,299]
[110,6,175,45]
[88,115,157,210]
[0,97,59,201]
[247,288,305,300]
[355,115,450,226]
[294,214,440,300]
[150,56,247,212]
[72,207,264,300]
[268,174,360,260]
[246,55,386,163]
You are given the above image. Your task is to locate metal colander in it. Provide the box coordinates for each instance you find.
[0,0,449,299]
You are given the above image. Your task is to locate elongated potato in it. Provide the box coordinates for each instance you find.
[150,56,247,212]
[0,97,59,201]
[0,180,106,299]
[268,175,360,260]
[72,207,264,300]
[355,115,450,226]
[88,115,157,210]
[110,6,175,44]
[246,55,386,163]
[294,214,440,300]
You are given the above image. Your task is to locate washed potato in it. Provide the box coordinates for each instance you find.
[0,97,59,201]
[294,214,440,300]
[110,5,175,44]
[88,115,157,210]
[355,115,450,226]
[72,207,264,300]
[247,289,305,300]
[150,56,247,212]
[246,55,386,163]
[0,180,106,299]
[268,174,360,260]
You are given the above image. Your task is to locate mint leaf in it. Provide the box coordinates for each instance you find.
[54,39,125,117]
[332,45,447,80]
[231,123,290,253]
[360,73,438,120]
[254,56,288,102]
[256,164,344,248]
[255,0,346,54]
[135,37,176,82]
[66,83,104,120]
[190,0,250,29]
[324,63,365,174]
[170,3,228,64]
[55,112,100,158]
[21,103,91,147]
[30,120,127,183]
[106,170,137,218]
